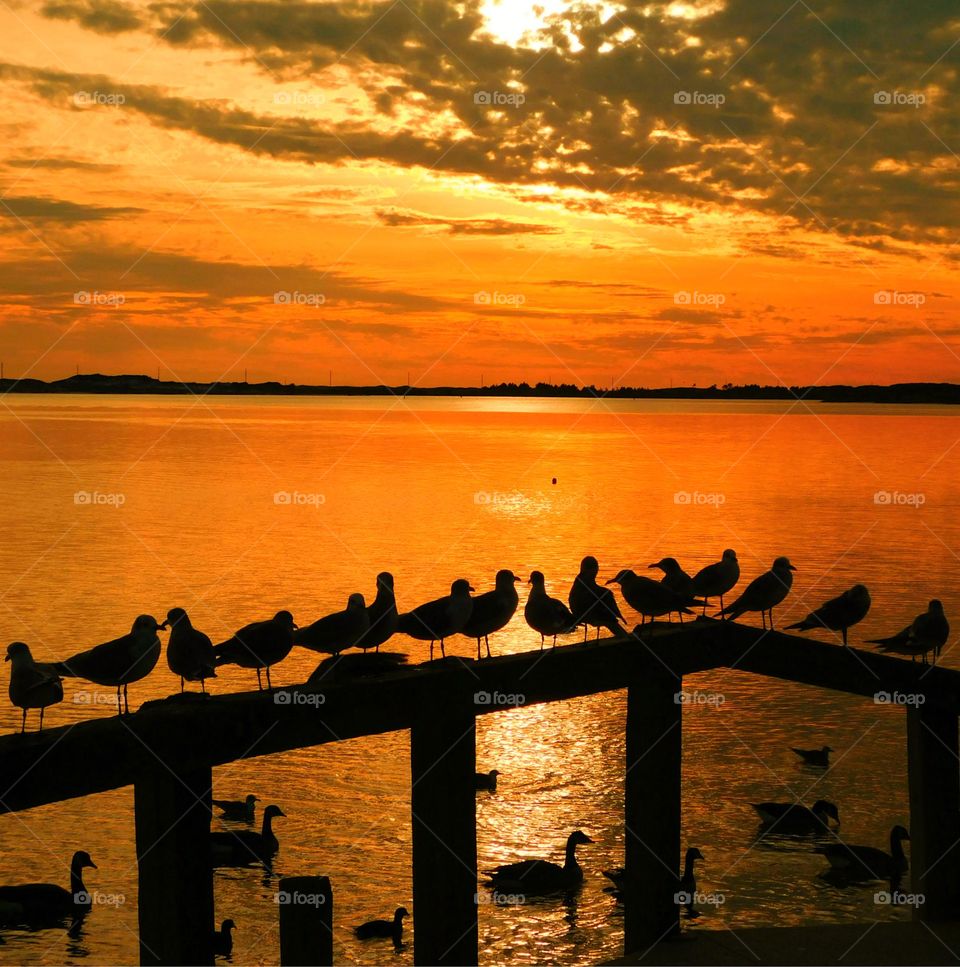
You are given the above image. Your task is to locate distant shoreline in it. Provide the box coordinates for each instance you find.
[2,374,960,405]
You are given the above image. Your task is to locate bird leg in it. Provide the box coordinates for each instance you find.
[124,683,130,715]
[20,708,26,734]
[429,639,434,661]
[115,685,122,716]
[39,707,44,731]
[540,634,545,651]
[769,611,776,631]
[485,635,492,659]
[256,667,263,690]
[266,666,273,690]
[476,637,482,660]
[180,677,185,694]
[440,638,446,657]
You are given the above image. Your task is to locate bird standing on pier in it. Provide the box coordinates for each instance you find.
[791,745,832,768]
[53,614,162,714]
[720,557,796,629]
[751,799,839,834]
[295,594,370,656]
[462,569,520,658]
[606,569,701,626]
[212,919,236,957]
[524,570,576,648]
[212,794,258,822]
[5,642,63,733]
[356,572,399,653]
[162,608,216,693]
[650,557,697,621]
[821,825,910,880]
[484,829,593,895]
[0,850,97,925]
[397,579,474,660]
[569,557,625,641]
[210,803,285,866]
[355,906,408,946]
[867,600,949,664]
[692,549,740,615]
[785,585,871,646]
[213,611,296,690]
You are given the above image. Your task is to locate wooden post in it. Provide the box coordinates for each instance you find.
[410,678,478,966]
[278,875,333,966]
[624,670,682,953]
[907,697,960,920]
[134,764,214,966]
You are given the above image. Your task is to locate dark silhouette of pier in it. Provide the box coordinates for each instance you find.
[2,620,959,965]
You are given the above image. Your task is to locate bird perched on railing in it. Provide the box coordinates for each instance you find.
[607,569,702,626]
[569,557,625,641]
[161,608,216,693]
[692,549,740,615]
[295,594,370,656]
[6,642,63,733]
[356,572,398,653]
[867,600,949,664]
[462,569,519,658]
[786,585,871,646]
[213,611,296,690]
[524,570,576,648]
[720,557,795,628]
[649,557,697,621]
[397,579,474,660]
[52,615,162,715]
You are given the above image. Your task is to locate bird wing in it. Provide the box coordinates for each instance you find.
[55,635,135,682]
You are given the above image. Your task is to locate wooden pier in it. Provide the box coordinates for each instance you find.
[2,618,959,965]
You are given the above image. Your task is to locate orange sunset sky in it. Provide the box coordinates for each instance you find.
[0,0,958,387]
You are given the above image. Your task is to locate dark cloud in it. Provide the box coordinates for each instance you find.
[6,157,119,171]
[376,208,561,235]
[41,0,143,34]
[0,194,142,222]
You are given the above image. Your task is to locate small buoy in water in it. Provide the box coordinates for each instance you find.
[551,477,557,485]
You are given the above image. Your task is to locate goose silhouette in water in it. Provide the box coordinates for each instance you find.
[211,804,285,866]
[212,919,236,957]
[524,570,576,648]
[462,569,519,658]
[162,608,216,693]
[484,830,593,895]
[692,549,740,615]
[475,769,500,791]
[355,906,408,946]
[0,851,97,925]
[720,557,795,628]
[212,794,258,823]
[294,594,369,656]
[677,847,705,918]
[569,557,625,640]
[821,825,910,880]
[649,557,697,621]
[606,569,702,626]
[868,600,948,664]
[786,585,871,646]
[356,572,399,653]
[791,745,832,768]
[751,799,839,834]
[6,642,63,732]
[397,579,474,660]
[213,611,296,689]
[53,615,162,714]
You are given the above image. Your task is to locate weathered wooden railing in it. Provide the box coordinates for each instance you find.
[2,618,959,965]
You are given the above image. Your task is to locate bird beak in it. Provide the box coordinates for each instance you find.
[88,860,98,869]
[789,564,797,570]
[583,835,594,843]
[3,656,9,663]
[605,578,616,585]
[468,585,476,592]
[648,563,659,569]
[512,575,520,582]
[158,621,169,631]
[291,623,299,630]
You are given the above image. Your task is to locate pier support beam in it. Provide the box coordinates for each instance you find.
[410,679,478,966]
[279,875,333,966]
[624,670,682,953]
[907,698,960,920]
[134,764,214,966]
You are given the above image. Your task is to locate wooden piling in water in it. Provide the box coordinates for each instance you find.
[410,674,479,966]
[278,875,333,966]
[624,670,683,953]
[134,764,214,966]
[907,697,960,920]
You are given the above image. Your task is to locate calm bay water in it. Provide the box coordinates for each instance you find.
[0,395,958,966]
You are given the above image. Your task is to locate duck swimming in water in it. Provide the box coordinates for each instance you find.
[484,830,593,895]
[751,799,839,834]
[821,825,910,880]
[210,804,285,866]
[0,850,97,925]
[355,906,408,946]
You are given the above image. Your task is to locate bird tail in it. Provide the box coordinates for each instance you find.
[784,620,809,631]
[50,660,80,678]
[866,636,900,647]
